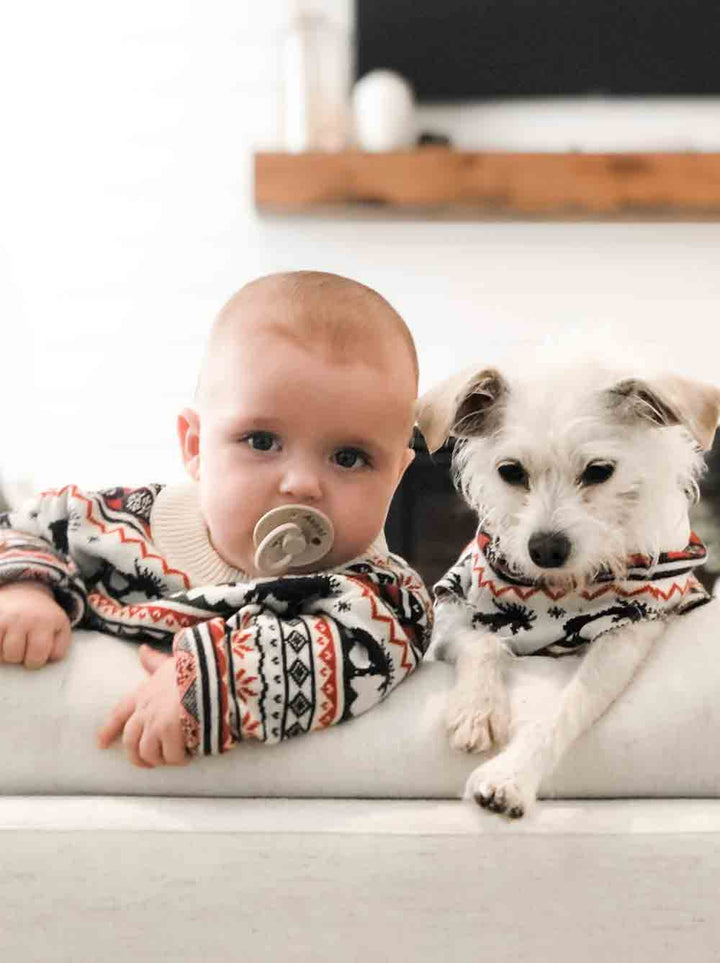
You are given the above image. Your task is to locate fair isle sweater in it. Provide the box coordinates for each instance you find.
[435,529,711,657]
[0,483,433,755]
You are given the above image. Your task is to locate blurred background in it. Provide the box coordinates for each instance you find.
[1,0,720,581]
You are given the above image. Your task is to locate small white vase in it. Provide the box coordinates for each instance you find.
[352,69,416,151]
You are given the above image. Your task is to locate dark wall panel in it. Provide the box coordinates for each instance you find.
[357,0,720,101]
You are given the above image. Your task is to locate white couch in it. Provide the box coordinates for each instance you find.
[2,600,720,961]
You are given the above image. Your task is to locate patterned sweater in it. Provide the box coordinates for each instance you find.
[435,529,710,657]
[0,483,433,754]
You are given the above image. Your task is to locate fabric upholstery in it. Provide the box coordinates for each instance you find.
[1,599,718,798]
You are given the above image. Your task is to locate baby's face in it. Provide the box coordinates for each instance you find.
[184,330,415,577]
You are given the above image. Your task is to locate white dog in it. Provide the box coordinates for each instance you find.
[417,362,720,818]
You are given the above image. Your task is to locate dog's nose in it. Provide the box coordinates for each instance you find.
[528,531,572,569]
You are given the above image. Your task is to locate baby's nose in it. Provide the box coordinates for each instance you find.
[278,463,323,501]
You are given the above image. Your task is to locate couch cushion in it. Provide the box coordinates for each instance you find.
[1,599,718,798]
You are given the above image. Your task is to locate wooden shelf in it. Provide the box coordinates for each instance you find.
[254,150,720,219]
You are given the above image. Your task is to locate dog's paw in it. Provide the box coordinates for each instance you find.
[464,761,536,820]
[446,684,511,754]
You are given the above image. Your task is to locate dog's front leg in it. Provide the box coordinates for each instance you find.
[432,602,512,754]
[466,619,664,818]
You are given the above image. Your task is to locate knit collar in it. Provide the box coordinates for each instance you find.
[150,483,248,587]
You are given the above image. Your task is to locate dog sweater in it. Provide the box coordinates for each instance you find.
[435,529,711,656]
[0,483,432,753]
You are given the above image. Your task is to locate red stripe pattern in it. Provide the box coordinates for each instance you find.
[435,528,711,656]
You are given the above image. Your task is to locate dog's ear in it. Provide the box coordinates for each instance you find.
[416,367,507,452]
[608,374,720,450]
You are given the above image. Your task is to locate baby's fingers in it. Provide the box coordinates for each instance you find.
[24,629,56,669]
[138,644,171,675]
[160,723,191,767]
[49,621,72,663]
[1,626,28,664]
[97,694,137,749]
[123,715,156,769]
[137,726,167,768]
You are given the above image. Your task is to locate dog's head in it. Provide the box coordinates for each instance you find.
[417,364,720,583]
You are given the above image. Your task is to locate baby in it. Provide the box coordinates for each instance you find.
[0,271,432,767]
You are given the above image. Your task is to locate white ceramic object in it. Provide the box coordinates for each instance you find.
[352,69,416,151]
[253,504,334,575]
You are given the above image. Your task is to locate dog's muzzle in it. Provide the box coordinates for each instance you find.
[528,531,572,569]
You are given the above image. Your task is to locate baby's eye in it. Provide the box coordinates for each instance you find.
[497,460,529,488]
[580,460,616,486]
[333,447,371,470]
[241,431,280,452]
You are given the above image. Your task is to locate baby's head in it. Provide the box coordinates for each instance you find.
[179,271,418,577]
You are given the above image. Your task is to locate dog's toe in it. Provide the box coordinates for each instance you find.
[448,711,492,754]
[473,783,525,819]
[472,785,497,809]
[466,766,531,820]
[446,696,510,754]
[473,784,512,815]
[485,790,507,814]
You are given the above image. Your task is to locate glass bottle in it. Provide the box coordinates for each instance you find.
[280,5,351,152]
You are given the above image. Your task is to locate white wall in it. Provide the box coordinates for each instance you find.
[2,0,720,493]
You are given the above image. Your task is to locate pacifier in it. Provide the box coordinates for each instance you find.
[253,505,334,575]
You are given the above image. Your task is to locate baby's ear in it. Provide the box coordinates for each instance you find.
[177,407,201,480]
[416,367,508,452]
[608,374,720,450]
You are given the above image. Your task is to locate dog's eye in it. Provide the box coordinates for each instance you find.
[580,461,616,486]
[497,461,529,487]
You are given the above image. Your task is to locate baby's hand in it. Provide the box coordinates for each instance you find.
[0,581,72,668]
[97,645,190,768]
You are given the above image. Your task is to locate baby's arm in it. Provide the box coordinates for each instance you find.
[98,560,432,768]
[0,490,87,667]
[174,561,433,756]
